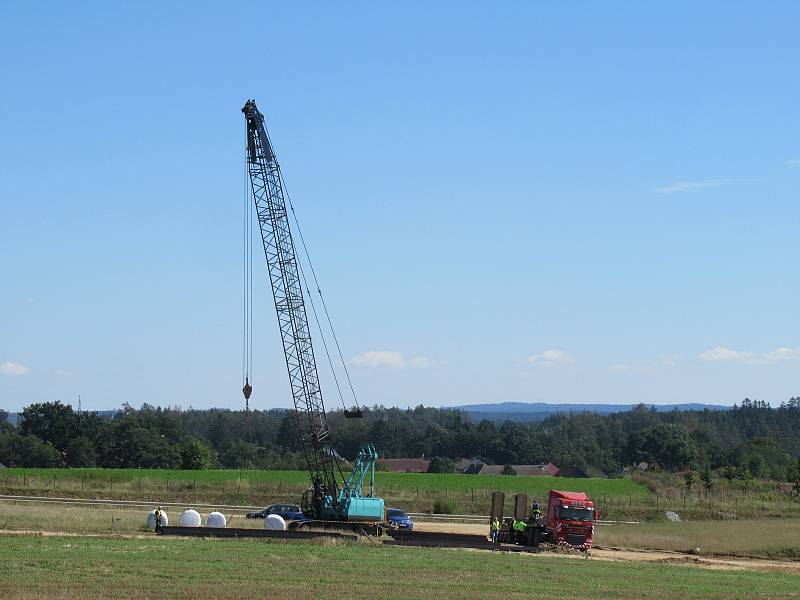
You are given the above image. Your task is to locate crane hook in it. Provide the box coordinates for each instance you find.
[242,377,252,400]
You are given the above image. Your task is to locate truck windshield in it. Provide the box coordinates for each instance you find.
[558,506,594,521]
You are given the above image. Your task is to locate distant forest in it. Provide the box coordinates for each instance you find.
[1,399,800,481]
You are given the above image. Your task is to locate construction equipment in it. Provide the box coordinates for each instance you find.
[489,489,596,550]
[241,99,384,523]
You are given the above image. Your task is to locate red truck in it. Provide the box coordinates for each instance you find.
[491,489,597,550]
[544,490,596,550]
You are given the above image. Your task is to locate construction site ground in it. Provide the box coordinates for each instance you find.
[0,497,798,576]
[413,521,800,574]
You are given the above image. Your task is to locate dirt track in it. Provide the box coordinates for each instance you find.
[413,522,800,574]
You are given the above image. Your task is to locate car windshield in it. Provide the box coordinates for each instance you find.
[387,509,406,518]
[558,506,594,521]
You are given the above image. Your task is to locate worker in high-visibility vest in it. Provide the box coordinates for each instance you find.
[512,518,527,544]
[529,500,541,521]
[490,517,500,543]
[154,507,163,533]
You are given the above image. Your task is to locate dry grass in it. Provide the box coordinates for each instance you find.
[596,518,800,558]
[0,502,262,535]
[3,501,800,562]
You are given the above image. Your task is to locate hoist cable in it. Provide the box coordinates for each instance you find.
[297,256,348,411]
[278,171,362,412]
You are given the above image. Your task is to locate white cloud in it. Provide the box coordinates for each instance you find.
[607,363,655,375]
[351,351,434,369]
[765,347,800,362]
[699,346,754,363]
[528,349,574,368]
[699,346,800,365]
[654,179,735,194]
[658,355,680,367]
[786,158,800,165]
[408,356,434,368]
[1,361,30,376]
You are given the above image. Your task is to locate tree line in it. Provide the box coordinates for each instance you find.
[1,398,799,481]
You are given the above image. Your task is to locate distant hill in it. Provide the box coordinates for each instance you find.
[3,410,118,427]
[454,402,730,423]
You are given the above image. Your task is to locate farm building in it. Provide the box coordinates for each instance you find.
[478,463,560,476]
[377,458,430,473]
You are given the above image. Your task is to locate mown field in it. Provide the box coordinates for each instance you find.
[0,534,798,599]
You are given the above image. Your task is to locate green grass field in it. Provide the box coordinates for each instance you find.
[0,535,798,599]
[0,467,648,495]
[2,468,797,522]
[0,468,648,517]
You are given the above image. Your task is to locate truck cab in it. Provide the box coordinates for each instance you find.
[546,490,596,549]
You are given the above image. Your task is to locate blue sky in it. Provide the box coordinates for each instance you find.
[1,2,799,412]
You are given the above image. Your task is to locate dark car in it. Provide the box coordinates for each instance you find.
[387,508,413,531]
[245,503,306,521]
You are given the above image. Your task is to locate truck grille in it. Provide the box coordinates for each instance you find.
[566,533,587,546]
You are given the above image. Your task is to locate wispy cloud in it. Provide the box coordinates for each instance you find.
[654,179,737,194]
[786,158,800,166]
[1,361,30,376]
[608,355,679,374]
[699,346,800,365]
[55,369,73,377]
[528,349,574,368]
[351,351,434,369]
[608,364,642,374]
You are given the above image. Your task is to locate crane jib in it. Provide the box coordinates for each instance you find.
[241,99,340,513]
[241,99,384,523]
